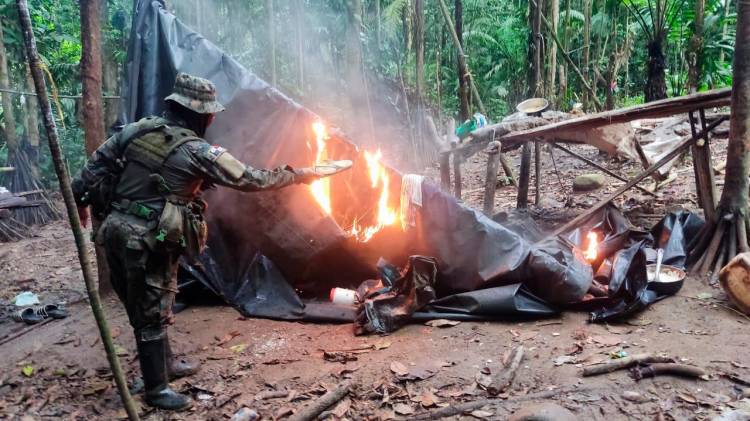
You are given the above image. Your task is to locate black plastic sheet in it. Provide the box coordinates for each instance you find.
[124,2,695,328]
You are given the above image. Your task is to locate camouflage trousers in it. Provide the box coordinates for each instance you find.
[99,212,179,341]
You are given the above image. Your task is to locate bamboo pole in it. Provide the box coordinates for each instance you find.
[15,1,140,419]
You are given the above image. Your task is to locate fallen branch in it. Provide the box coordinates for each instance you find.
[582,353,674,376]
[487,345,524,395]
[630,363,707,381]
[287,381,351,421]
[254,390,289,400]
[413,385,609,420]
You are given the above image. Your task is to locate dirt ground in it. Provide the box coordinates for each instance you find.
[2,119,750,420]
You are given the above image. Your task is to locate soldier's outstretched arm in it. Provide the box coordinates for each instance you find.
[191,144,319,191]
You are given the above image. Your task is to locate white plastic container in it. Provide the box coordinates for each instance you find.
[329,287,357,305]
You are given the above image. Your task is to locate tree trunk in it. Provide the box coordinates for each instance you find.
[375,0,382,50]
[415,0,425,108]
[455,0,469,121]
[101,0,119,134]
[645,37,668,102]
[546,0,559,100]
[266,0,277,86]
[689,0,750,278]
[295,0,304,91]
[687,0,705,93]
[81,0,112,293]
[520,0,543,209]
[0,18,19,165]
[345,0,366,111]
[582,0,592,109]
[24,65,40,175]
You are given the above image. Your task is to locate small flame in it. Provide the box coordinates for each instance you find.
[584,232,598,262]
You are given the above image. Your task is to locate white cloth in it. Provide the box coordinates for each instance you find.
[400,174,424,230]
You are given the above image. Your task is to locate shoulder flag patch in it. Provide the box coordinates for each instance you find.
[205,145,226,162]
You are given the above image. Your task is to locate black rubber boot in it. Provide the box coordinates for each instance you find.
[136,335,192,410]
[165,334,200,380]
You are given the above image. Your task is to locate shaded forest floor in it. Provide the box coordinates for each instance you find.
[2,117,750,420]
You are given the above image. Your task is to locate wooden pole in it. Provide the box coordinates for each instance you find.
[517,142,532,208]
[15,1,140,419]
[550,116,727,237]
[440,151,451,191]
[0,17,19,163]
[534,141,542,205]
[689,109,717,221]
[483,141,501,215]
[452,143,462,199]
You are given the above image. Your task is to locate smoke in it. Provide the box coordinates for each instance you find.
[168,0,439,173]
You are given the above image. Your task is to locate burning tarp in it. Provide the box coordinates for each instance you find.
[122,1,691,329]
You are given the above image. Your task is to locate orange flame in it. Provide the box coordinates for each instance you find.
[584,232,598,262]
[308,122,400,243]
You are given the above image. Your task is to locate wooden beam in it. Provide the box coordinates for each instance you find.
[470,88,731,147]
[549,116,728,238]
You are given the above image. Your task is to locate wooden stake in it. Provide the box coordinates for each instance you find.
[452,143,462,199]
[483,141,501,215]
[287,381,351,421]
[15,1,139,419]
[534,141,542,205]
[439,151,451,192]
[517,142,532,208]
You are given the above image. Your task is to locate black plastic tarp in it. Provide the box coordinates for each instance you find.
[123,1,691,327]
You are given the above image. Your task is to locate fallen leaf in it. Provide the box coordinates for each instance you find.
[393,403,414,415]
[114,344,128,356]
[331,398,351,417]
[695,292,713,300]
[519,331,539,342]
[332,365,360,378]
[419,390,440,407]
[376,409,396,420]
[230,344,247,354]
[21,365,34,377]
[591,334,622,346]
[425,319,461,328]
[390,361,409,377]
[554,355,577,366]
[273,407,294,420]
[626,318,653,326]
[471,409,495,419]
[374,340,392,350]
[475,371,492,388]
[216,331,242,346]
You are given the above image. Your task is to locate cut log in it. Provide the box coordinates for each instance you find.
[719,252,750,314]
[287,381,351,421]
[483,141,501,215]
[487,345,524,395]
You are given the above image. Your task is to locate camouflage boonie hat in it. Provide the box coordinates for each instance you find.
[164,72,225,114]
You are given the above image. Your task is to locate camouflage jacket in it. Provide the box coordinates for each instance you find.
[72,115,300,216]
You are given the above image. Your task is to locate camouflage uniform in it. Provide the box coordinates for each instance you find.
[73,115,300,337]
[72,73,315,410]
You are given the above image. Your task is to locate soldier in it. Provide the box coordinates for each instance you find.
[72,73,328,410]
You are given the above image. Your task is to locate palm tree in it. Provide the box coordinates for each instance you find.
[622,0,686,101]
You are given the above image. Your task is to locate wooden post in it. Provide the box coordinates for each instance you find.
[534,140,542,206]
[440,151,451,191]
[452,143,462,199]
[517,142,532,208]
[16,0,140,419]
[689,109,717,221]
[483,141,501,215]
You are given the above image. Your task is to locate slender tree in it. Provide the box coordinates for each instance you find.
[687,0,706,92]
[689,0,750,276]
[0,17,19,164]
[454,0,470,121]
[546,0,559,100]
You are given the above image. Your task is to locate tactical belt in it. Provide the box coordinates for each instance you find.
[111,199,158,221]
